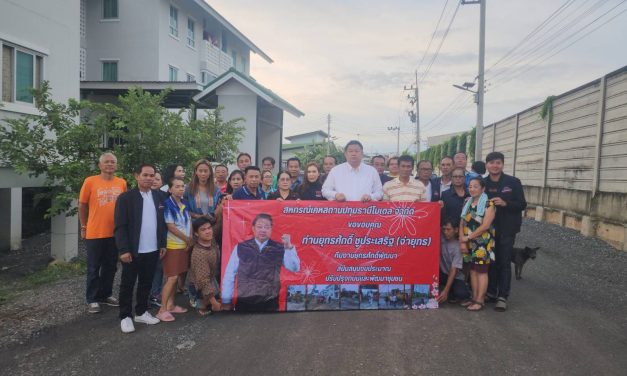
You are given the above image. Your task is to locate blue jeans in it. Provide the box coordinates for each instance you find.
[85,238,118,303]
[488,234,515,299]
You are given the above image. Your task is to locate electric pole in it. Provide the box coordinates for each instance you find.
[326,113,331,154]
[404,70,419,161]
[388,126,401,155]
[461,0,486,161]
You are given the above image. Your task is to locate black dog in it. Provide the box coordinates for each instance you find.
[512,246,539,280]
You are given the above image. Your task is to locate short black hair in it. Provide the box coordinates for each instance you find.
[344,140,363,151]
[454,151,467,158]
[440,155,453,163]
[215,164,228,172]
[237,152,252,162]
[387,156,399,167]
[244,165,261,175]
[252,213,273,226]
[469,176,485,188]
[398,155,414,167]
[371,155,385,164]
[262,156,276,166]
[134,163,156,175]
[168,176,185,188]
[323,155,337,163]
[417,159,433,169]
[192,216,215,233]
[442,217,460,229]
[471,161,486,175]
[286,157,301,167]
[486,151,505,163]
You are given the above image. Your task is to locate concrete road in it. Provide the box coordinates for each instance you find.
[2,219,626,375]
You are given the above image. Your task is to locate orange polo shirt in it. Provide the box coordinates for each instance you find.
[79,175,127,239]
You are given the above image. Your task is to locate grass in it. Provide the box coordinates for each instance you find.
[0,260,86,306]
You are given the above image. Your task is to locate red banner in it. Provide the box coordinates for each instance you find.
[221,200,440,312]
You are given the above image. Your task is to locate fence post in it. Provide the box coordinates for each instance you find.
[491,124,496,152]
[591,75,607,198]
[541,106,552,189]
[512,113,520,176]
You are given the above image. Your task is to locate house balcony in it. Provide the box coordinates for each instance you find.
[201,41,233,77]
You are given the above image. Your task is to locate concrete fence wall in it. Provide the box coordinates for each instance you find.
[481,65,627,251]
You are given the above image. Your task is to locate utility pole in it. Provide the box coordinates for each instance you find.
[404,70,420,160]
[326,113,331,154]
[461,0,486,161]
[388,125,401,155]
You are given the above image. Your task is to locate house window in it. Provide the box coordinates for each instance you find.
[187,18,195,48]
[103,0,118,19]
[168,65,178,81]
[241,56,248,73]
[1,45,43,104]
[200,71,208,85]
[231,51,237,69]
[186,73,195,82]
[221,33,227,53]
[169,6,178,37]
[102,61,118,81]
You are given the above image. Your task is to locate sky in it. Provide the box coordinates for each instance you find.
[209,0,627,155]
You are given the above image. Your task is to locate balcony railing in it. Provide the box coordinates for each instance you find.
[202,41,233,77]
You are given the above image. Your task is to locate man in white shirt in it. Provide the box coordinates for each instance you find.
[322,140,383,202]
[222,213,299,311]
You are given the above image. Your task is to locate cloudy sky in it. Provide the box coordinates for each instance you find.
[210,0,627,154]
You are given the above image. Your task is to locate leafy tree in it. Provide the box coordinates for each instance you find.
[189,107,245,166]
[295,141,345,167]
[448,135,458,156]
[441,141,450,159]
[458,132,468,153]
[468,127,476,162]
[0,82,105,217]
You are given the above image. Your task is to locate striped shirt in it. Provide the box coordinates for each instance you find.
[382,178,427,202]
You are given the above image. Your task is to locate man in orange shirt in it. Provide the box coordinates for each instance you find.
[79,152,127,314]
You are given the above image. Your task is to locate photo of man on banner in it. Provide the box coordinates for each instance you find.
[222,213,300,312]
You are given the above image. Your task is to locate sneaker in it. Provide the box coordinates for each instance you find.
[134,311,160,325]
[150,296,162,307]
[101,296,119,307]
[120,317,135,333]
[88,302,101,314]
[494,297,508,312]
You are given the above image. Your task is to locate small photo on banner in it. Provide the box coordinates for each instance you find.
[378,284,412,310]
[359,285,379,310]
[286,285,306,311]
[339,284,360,310]
[306,284,340,311]
[412,284,431,307]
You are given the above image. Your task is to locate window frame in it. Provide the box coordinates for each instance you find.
[1,43,45,106]
[169,5,179,38]
[101,60,118,82]
[102,0,119,20]
[168,65,178,82]
[187,18,195,49]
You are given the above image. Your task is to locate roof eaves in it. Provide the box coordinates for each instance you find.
[193,0,273,63]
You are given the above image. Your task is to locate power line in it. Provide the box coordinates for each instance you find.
[418,1,462,84]
[415,0,451,74]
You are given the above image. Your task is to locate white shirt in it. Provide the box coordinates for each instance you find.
[137,190,158,253]
[422,180,432,202]
[440,179,451,195]
[322,162,383,201]
[222,239,300,304]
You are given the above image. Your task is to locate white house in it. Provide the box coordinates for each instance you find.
[281,130,328,166]
[0,0,80,256]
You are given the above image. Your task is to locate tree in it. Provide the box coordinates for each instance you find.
[448,135,458,156]
[468,127,476,162]
[0,83,245,216]
[458,132,468,153]
[0,82,105,217]
[441,141,450,159]
[295,141,345,167]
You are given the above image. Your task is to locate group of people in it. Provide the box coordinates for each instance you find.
[78,138,526,333]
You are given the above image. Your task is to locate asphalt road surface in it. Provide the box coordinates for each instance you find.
[2,219,626,375]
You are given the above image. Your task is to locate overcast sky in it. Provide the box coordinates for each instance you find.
[209,0,627,154]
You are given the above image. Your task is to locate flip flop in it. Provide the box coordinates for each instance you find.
[156,311,175,322]
[170,305,188,314]
[466,301,484,312]
[198,309,212,316]
[460,299,473,307]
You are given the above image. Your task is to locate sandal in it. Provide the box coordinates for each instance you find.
[460,299,473,307]
[466,301,484,311]
[156,311,175,322]
[170,305,188,314]
[198,308,212,316]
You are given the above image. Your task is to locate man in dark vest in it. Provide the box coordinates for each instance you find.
[222,213,300,311]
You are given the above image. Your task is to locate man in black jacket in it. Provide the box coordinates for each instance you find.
[114,163,167,333]
[484,152,527,312]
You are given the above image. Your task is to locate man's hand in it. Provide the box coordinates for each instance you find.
[282,234,293,249]
[438,200,444,208]
[224,194,233,201]
[460,242,469,254]
[80,227,86,240]
[120,252,133,263]
[335,193,346,202]
[159,248,167,259]
[491,197,507,207]
[437,289,449,303]
[360,194,372,203]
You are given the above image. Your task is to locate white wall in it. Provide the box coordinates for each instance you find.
[85,0,159,81]
[217,80,257,166]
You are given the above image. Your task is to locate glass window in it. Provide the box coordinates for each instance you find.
[2,45,14,102]
[231,51,237,69]
[169,6,178,37]
[103,0,118,19]
[187,18,195,48]
[186,73,195,82]
[200,71,207,85]
[16,50,34,103]
[102,61,118,81]
[169,66,178,82]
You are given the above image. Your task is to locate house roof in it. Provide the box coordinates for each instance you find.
[282,141,325,151]
[192,0,273,63]
[193,69,304,117]
[80,81,206,108]
[285,130,328,141]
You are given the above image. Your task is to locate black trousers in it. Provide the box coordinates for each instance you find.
[235,296,279,312]
[488,234,516,299]
[439,271,471,300]
[85,238,118,303]
[118,251,159,319]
